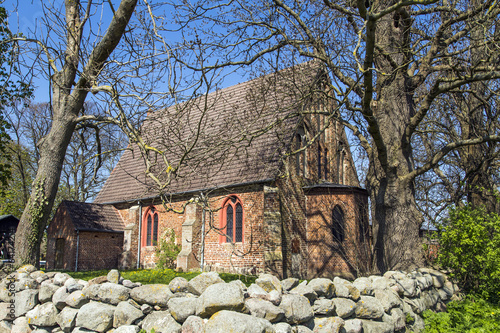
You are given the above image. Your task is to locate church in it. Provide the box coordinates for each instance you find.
[46,62,371,279]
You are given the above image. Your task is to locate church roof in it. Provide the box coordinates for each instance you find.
[61,201,125,232]
[95,61,326,204]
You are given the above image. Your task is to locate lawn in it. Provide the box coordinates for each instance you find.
[65,268,257,286]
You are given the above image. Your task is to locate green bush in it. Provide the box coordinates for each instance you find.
[437,206,500,303]
[155,229,182,269]
[423,297,500,332]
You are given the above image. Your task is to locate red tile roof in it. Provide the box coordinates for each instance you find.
[95,61,326,204]
[62,201,125,232]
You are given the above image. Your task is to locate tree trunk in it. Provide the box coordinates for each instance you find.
[366,3,425,272]
[14,116,77,265]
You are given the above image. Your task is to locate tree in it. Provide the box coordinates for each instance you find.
[11,0,139,266]
[0,5,32,188]
[165,0,500,272]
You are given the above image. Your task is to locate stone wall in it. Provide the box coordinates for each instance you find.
[0,265,459,333]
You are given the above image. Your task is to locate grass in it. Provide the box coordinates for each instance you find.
[64,268,257,286]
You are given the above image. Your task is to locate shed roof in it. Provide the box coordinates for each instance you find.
[95,61,326,204]
[61,201,125,232]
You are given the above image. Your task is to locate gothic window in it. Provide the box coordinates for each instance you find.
[221,196,243,243]
[142,207,159,247]
[332,205,345,242]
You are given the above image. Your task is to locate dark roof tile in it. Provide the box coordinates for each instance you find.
[95,61,325,204]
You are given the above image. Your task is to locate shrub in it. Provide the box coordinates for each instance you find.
[437,206,500,303]
[154,229,182,269]
[423,297,500,332]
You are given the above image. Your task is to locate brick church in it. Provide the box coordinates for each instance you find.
[46,62,371,279]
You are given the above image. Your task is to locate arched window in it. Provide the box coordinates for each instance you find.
[142,207,159,247]
[332,205,345,242]
[221,196,243,243]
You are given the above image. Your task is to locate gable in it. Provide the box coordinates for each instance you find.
[95,61,328,204]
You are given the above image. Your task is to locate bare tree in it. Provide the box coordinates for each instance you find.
[10,0,139,266]
[162,0,500,272]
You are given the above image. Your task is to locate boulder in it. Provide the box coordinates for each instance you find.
[281,278,299,292]
[53,286,70,310]
[39,283,60,303]
[82,284,100,301]
[107,270,121,284]
[88,276,107,286]
[167,297,198,323]
[15,277,38,291]
[352,278,373,296]
[245,298,285,323]
[75,301,116,332]
[25,302,58,326]
[114,325,140,333]
[97,283,130,305]
[11,316,31,333]
[343,319,363,333]
[122,280,140,289]
[396,278,418,298]
[53,273,71,286]
[256,274,282,294]
[370,276,391,290]
[0,320,10,333]
[0,302,16,321]
[312,298,335,316]
[67,283,84,294]
[130,284,173,307]
[15,289,39,317]
[359,320,394,333]
[0,279,14,302]
[308,278,335,299]
[181,315,205,333]
[113,301,144,327]
[274,322,292,333]
[355,296,384,320]
[65,290,89,309]
[247,284,269,299]
[312,316,344,333]
[204,310,274,333]
[196,282,245,318]
[187,272,224,296]
[331,298,356,318]
[289,284,318,304]
[374,289,402,312]
[168,277,190,293]
[279,294,314,325]
[141,310,181,333]
[56,307,79,333]
[17,265,36,274]
[384,307,405,331]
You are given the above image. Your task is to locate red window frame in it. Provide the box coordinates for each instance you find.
[219,195,244,243]
[141,206,159,247]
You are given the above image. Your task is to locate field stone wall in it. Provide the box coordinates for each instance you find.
[0,265,459,333]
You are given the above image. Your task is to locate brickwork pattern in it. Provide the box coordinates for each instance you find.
[305,187,371,279]
[77,231,124,271]
[46,207,77,271]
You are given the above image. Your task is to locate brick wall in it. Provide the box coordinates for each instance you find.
[76,231,124,271]
[305,187,371,279]
[116,185,268,275]
[46,206,77,271]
